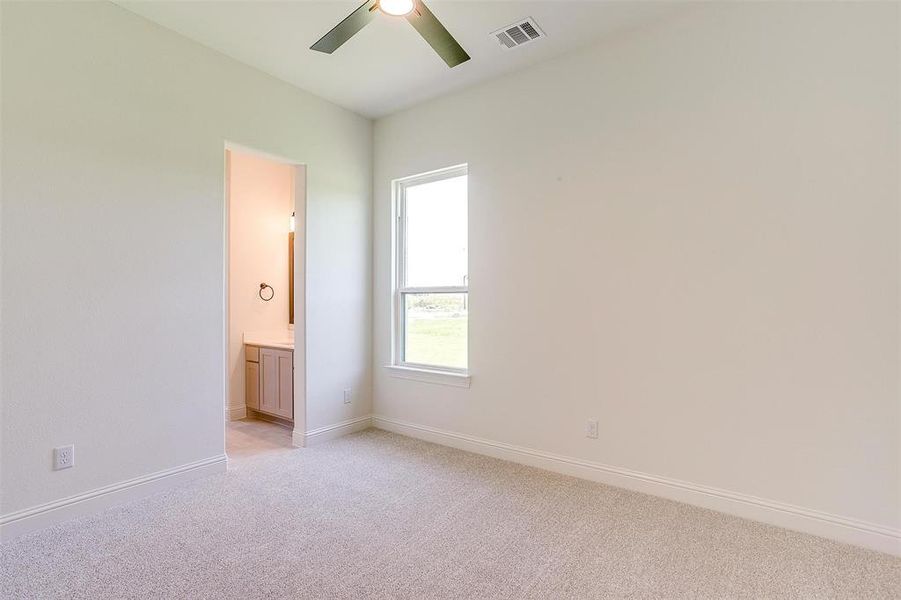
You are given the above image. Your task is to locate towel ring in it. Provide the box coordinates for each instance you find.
[259,283,274,301]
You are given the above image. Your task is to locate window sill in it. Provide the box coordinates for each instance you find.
[384,365,471,388]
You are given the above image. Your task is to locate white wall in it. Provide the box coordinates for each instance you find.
[0,1,372,522]
[226,150,295,418]
[373,2,899,549]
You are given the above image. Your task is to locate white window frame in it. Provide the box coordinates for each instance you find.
[389,164,470,384]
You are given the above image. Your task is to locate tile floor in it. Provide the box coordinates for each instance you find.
[226,417,295,460]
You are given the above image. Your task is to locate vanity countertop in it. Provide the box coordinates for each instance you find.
[243,331,294,350]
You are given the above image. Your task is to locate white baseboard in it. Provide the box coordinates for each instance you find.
[226,405,247,421]
[292,428,306,448]
[294,415,372,448]
[0,454,227,543]
[372,415,900,557]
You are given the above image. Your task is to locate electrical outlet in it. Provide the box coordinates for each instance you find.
[343,389,352,404]
[586,419,599,439]
[53,445,75,470]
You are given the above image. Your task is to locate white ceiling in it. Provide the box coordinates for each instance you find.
[115,1,683,118]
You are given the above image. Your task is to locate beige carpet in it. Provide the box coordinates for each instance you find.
[2,428,899,599]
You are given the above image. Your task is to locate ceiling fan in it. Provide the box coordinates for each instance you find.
[311,0,471,68]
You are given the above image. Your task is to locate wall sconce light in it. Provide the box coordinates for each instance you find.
[289,211,296,233]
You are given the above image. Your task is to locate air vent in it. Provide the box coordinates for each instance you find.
[491,17,545,50]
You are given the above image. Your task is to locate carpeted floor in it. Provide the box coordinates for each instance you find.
[2,427,899,599]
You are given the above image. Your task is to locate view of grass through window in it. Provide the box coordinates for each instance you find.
[404,293,467,369]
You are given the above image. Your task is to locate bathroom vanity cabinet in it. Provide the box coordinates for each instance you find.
[245,344,293,421]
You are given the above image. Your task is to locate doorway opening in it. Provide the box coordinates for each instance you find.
[223,143,306,460]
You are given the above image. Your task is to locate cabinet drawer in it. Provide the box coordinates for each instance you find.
[245,345,259,363]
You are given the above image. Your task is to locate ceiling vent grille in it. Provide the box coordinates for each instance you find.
[492,18,545,50]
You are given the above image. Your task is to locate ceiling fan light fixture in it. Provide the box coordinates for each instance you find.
[379,0,415,17]
[311,0,470,68]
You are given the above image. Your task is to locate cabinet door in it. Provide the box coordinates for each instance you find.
[245,361,260,410]
[275,350,294,419]
[259,348,280,415]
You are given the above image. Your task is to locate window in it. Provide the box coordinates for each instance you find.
[392,165,468,378]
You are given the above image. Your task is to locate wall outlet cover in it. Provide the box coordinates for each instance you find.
[586,419,599,439]
[53,445,75,470]
[343,389,352,404]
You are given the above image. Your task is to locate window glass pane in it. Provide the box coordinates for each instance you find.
[404,293,467,369]
[404,175,467,288]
